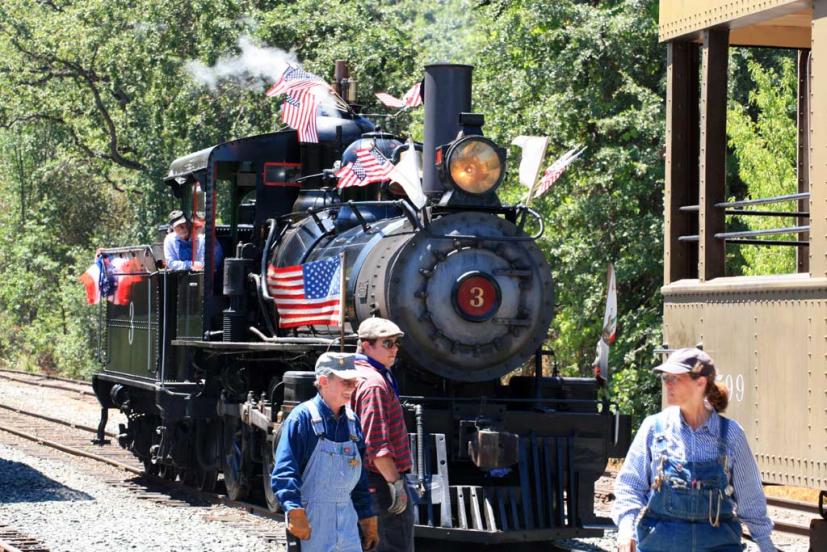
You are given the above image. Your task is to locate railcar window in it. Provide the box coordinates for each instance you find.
[724,48,800,276]
[665,43,806,281]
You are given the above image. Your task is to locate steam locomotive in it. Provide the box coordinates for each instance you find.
[91,63,631,548]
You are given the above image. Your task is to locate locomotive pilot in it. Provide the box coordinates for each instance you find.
[272,352,379,552]
[351,318,415,552]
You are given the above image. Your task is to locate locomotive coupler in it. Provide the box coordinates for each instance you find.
[467,428,519,470]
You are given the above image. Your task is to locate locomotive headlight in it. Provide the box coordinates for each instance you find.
[445,137,505,195]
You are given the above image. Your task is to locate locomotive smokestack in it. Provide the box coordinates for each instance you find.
[423,63,473,194]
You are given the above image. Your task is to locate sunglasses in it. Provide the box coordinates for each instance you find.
[378,339,399,350]
[660,373,703,384]
[660,373,686,385]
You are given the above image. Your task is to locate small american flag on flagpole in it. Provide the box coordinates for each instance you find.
[531,145,586,201]
[335,145,394,188]
[402,81,422,107]
[374,80,423,109]
[266,65,325,97]
[281,88,320,143]
[267,257,342,328]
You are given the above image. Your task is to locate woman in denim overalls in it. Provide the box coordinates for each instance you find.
[612,348,775,552]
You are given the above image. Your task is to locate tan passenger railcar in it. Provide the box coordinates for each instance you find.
[658,0,825,544]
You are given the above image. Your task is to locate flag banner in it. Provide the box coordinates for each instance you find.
[336,145,394,188]
[532,145,586,200]
[356,145,394,180]
[402,81,422,107]
[266,65,325,97]
[592,263,617,383]
[602,263,617,345]
[387,138,427,209]
[375,92,406,109]
[80,260,102,305]
[335,160,370,188]
[374,81,423,110]
[511,135,549,191]
[281,87,320,143]
[267,257,342,328]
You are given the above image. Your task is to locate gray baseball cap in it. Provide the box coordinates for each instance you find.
[357,317,404,340]
[315,352,361,380]
[168,209,187,229]
[653,347,715,377]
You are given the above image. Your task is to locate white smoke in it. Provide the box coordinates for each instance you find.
[184,35,299,92]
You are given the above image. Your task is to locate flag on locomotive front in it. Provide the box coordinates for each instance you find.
[335,145,394,188]
[267,257,343,328]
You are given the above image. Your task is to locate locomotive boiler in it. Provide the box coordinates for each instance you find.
[91,62,631,548]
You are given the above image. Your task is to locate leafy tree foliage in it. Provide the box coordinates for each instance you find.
[727,51,798,275]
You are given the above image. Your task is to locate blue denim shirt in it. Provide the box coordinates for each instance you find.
[272,394,373,519]
[612,407,774,552]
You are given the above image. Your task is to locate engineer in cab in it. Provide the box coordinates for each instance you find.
[163,210,222,272]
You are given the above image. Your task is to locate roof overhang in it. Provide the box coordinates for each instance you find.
[659,0,812,48]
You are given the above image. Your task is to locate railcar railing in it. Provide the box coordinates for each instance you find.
[677,192,810,247]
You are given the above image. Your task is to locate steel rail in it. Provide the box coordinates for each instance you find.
[0,367,89,386]
[0,373,93,396]
[0,403,115,438]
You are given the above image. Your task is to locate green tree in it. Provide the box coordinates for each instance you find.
[727,52,798,275]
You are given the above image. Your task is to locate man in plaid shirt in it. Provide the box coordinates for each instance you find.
[351,318,414,552]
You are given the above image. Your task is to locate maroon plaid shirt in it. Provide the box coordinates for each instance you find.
[351,358,412,475]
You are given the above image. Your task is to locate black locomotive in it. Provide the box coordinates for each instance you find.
[91,63,631,548]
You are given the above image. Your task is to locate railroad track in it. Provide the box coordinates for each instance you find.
[0,401,286,548]
[0,369,92,397]
[0,523,50,552]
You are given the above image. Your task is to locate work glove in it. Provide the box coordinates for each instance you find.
[287,507,312,540]
[387,479,408,515]
[359,516,379,551]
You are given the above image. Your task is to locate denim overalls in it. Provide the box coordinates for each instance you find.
[636,414,743,552]
[300,400,364,552]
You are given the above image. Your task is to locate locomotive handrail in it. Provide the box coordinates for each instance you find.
[347,200,372,232]
[517,205,545,240]
[257,219,283,336]
[399,394,603,406]
[249,326,352,345]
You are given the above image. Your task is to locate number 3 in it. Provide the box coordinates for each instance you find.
[470,287,485,307]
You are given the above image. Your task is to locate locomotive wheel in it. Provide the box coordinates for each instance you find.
[196,467,218,492]
[180,466,218,492]
[158,463,176,481]
[142,458,159,477]
[262,434,281,512]
[222,416,249,501]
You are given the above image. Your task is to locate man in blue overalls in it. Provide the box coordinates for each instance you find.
[273,352,379,551]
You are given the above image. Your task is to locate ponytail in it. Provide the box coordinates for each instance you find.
[705,378,729,413]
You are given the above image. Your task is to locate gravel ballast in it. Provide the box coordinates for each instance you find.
[0,442,282,552]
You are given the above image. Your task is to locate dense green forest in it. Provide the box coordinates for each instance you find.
[0,0,798,423]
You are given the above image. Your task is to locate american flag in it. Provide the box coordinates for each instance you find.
[402,81,422,107]
[374,92,406,109]
[336,146,394,188]
[336,160,369,188]
[282,88,320,143]
[374,81,423,109]
[532,146,586,200]
[266,65,325,97]
[267,257,342,328]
